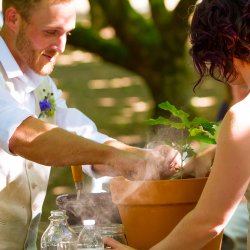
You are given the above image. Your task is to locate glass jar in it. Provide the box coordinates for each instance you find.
[41,210,78,250]
[99,224,127,247]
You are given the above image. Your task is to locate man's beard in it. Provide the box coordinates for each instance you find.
[16,26,56,75]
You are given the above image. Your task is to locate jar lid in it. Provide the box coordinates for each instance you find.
[50,210,66,216]
[99,224,124,234]
[83,219,96,226]
[49,210,67,221]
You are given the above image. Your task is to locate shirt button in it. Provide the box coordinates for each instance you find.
[31,183,37,189]
[27,162,33,169]
[32,203,38,211]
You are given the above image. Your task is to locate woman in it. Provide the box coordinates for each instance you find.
[104,0,250,249]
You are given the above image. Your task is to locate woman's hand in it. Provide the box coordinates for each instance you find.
[183,144,216,178]
[103,237,137,250]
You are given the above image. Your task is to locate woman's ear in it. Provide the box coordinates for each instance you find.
[4,7,22,32]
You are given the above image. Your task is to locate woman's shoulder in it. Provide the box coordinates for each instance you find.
[229,93,250,118]
[223,94,250,133]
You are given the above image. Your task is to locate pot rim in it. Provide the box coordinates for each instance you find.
[110,177,208,205]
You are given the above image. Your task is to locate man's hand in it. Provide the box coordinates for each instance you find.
[92,141,181,180]
[183,145,216,178]
[145,144,182,179]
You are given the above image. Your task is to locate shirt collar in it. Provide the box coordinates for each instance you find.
[0,36,47,93]
[25,69,47,93]
[0,36,23,79]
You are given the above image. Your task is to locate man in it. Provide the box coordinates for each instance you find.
[0,0,181,249]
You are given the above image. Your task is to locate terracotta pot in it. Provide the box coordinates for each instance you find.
[110,177,223,250]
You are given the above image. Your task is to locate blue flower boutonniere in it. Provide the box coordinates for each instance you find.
[38,89,56,118]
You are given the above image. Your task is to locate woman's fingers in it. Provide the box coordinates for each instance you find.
[103,237,136,250]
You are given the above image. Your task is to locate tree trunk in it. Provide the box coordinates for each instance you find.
[67,0,199,117]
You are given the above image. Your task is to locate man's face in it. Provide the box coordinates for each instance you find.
[15,0,76,75]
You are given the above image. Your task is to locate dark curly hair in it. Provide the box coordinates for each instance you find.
[190,0,250,88]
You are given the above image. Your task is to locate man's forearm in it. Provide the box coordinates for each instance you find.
[9,117,181,180]
[9,116,117,167]
[92,140,146,177]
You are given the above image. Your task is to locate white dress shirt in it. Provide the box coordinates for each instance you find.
[0,36,112,249]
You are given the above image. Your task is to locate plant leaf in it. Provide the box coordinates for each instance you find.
[158,101,190,127]
[182,144,196,158]
[188,134,216,144]
[147,117,186,129]
[191,117,217,136]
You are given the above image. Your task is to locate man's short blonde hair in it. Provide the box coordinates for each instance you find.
[2,0,73,21]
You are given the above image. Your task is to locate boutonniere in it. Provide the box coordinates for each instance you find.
[35,78,56,119]
[38,89,56,118]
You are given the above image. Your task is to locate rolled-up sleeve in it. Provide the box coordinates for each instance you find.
[0,82,33,154]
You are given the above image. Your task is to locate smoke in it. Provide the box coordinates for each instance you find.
[146,124,188,150]
[134,125,183,180]
[56,193,121,226]
[54,126,185,230]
